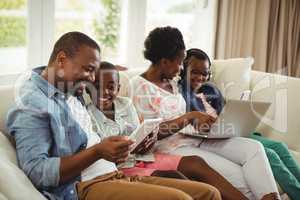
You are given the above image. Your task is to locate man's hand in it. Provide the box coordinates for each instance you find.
[95,136,134,163]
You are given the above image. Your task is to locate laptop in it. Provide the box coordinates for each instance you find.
[181,99,271,139]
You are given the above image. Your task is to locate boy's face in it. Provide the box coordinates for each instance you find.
[95,69,120,110]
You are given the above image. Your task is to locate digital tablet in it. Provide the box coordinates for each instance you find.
[129,118,162,152]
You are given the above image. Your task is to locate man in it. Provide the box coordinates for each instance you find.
[6,32,221,200]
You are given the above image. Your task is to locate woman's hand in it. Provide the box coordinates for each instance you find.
[115,65,128,71]
[188,111,217,132]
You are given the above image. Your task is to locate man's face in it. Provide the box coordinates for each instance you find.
[95,69,120,110]
[56,45,101,95]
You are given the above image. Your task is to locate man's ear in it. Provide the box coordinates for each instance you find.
[56,51,68,68]
[160,58,169,67]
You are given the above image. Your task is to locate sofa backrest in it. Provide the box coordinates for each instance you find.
[0,67,299,152]
[0,85,15,133]
[0,82,47,200]
[250,71,300,151]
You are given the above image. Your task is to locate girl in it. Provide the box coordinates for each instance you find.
[181,48,300,200]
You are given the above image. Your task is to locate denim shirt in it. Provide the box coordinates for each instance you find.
[6,66,88,200]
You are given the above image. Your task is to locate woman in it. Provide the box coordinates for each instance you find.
[130,27,280,200]
[83,61,248,200]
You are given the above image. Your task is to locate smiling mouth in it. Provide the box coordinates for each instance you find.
[99,95,113,102]
[99,97,110,102]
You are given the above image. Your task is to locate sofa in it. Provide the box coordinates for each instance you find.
[0,57,299,200]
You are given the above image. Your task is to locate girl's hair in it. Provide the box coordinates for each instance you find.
[180,48,211,84]
[143,26,185,64]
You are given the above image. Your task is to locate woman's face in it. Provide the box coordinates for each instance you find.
[161,50,185,80]
[187,57,210,91]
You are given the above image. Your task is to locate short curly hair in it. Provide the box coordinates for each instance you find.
[143,26,185,64]
[48,31,100,64]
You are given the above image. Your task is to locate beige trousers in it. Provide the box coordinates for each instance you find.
[77,171,221,200]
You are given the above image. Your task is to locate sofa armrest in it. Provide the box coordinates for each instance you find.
[290,149,300,165]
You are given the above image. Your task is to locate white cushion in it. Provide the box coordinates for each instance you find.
[0,132,46,200]
[211,57,253,100]
[250,71,300,151]
[0,193,8,200]
[119,68,146,97]
[0,85,15,133]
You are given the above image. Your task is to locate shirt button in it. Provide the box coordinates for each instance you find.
[70,190,74,194]
[79,143,86,150]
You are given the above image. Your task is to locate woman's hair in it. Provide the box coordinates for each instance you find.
[143,26,185,64]
[180,48,211,84]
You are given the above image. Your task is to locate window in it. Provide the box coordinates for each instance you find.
[0,0,27,75]
[145,0,217,58]
[0,0,216,78]
[146,0,198,49]
[55,0,122,63]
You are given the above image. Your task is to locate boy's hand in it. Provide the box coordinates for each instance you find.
[132,131,158,155]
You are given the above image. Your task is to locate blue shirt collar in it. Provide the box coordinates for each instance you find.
[31,66,65,98]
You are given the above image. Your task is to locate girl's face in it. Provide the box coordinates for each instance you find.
[187,57,210,91]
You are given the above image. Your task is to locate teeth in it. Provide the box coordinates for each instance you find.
[99,97,109,102]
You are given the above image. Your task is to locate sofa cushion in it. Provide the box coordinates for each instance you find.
[119,68,146,97]
[0,193,7,200]
[0,132,46,200]
[250,71,300,151]
[211,57,253,100]
[0,85,15,133]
